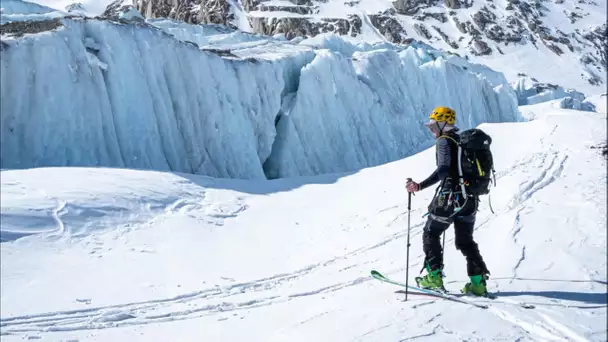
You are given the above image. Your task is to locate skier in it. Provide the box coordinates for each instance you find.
[405,106,490,296]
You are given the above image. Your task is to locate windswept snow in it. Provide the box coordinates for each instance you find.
[0,15,521,179]
[1,106,605,341]
[585,93,608,114]
[22,0,108,16]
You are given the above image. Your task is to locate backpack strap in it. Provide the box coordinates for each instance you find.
[436,135,468,198]
[441,135,485,177]
[476,159,485,176]
[437,135,458,146]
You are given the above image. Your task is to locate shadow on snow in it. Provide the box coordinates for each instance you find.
[496,290,607,305]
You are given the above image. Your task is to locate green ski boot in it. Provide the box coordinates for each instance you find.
[461,274,488,296]
[415,268,445,292]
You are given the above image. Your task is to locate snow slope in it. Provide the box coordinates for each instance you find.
[0,11,521,178]
[1,104,605,341]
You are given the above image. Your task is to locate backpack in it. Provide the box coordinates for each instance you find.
[438,128,495,196]
[457,128,495,196]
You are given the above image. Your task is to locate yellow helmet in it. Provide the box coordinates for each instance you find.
[429,106,456,125]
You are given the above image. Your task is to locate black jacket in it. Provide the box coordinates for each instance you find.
[419,130,460,191]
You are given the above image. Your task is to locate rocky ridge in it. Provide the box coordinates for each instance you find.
[130,0,607,90]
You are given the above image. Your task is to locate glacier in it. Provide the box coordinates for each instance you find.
[0,4,522,179]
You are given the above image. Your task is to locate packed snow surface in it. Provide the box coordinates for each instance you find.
[0,11,521,178]
[1,105,606,341]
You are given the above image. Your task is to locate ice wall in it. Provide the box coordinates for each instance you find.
[263,46,520,177]
[513,76,588,106]
[1,11,522,179]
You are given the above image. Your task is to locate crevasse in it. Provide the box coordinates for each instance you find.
[0,16,522,179]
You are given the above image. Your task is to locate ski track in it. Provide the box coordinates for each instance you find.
[537,312,587,342]
[511,207,525,243]
[359,322,393,338]
[512,246,527,279]
[0,271,372,335]
[0,221,421,335]
[398,324,441,341]
[511,207,527,278]
[51,200,67,236]
[489,307,564,341]
[0,211,431,336]
[2,212,593,339]
[508,151,568,209]
[295,311,330,326]
[423,312,442,324]
[505,149,568,280]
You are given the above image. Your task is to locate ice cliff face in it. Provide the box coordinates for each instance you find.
[0,1,521,179]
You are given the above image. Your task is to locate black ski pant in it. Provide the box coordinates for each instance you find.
[422,197,489,276]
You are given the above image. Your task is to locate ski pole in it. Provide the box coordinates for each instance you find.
[405,178,413,301]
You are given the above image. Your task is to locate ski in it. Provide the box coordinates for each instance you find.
[371,270,489,309]
[397,290,535,309]
[371,270,535,309]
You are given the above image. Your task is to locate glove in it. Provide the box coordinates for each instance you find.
[406,180,420,193]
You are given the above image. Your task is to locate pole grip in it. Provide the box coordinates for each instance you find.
[406,177,415,202]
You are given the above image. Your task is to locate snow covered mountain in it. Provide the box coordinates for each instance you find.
[1,100,606,341]
[134,0,607,95]
[0,0,522,178]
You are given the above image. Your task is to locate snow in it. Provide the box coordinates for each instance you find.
[358,12,390,43]
[474,41,605,99]
[26,0,110,16]
[0,0,55,14]
[1,105,606,341]
[227,0,253,33]
[118,5,144,22]
[0,16,521,179]
[585,93,608,114]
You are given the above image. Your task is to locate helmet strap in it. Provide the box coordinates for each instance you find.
[435,122,445,136]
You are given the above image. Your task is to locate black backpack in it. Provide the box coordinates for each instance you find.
[457,129,495,196]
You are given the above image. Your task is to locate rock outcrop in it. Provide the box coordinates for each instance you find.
[135,0,236,27]
[65,2,87,15]
[0,19,63,37]
[369,10,410,44]
[249,15,362,40]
